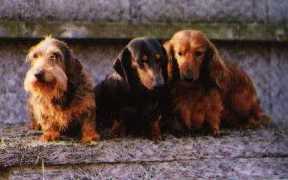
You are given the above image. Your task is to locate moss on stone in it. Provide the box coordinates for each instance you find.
[0,20,287,41]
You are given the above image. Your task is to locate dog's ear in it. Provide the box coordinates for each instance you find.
[54,48,83,108]
[25,54,31,64]
[163,40,180,82]
[25,46,37,64]
[64,48,83,84]
[206,40,229,89]
[113,47,132,82]
[160,45,169,84]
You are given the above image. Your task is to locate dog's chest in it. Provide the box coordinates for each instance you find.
[172,82,205,106]
[31,95,94,129]
[33,100,71,128]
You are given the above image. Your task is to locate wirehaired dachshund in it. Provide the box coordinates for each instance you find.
[24,36,100,143]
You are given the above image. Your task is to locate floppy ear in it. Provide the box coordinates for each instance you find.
[25,54,31,64]
[163,40,180,82]
[25,46,36,63]
[64,48,83,84]
[160,45,169,84]
[206,40,229,89]
[113,47,132,82]
[52,47,83,108]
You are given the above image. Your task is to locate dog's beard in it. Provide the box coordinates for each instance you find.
[24,66,68,100]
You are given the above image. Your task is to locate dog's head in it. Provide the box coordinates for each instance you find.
[113,37,168,91]
[164,30,228,88]
[24,36,82,99]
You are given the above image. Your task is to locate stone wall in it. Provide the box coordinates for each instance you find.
[0,0,287,126]
[0,0,287,24]
[0,40,287,126]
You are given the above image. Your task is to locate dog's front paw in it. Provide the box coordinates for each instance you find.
[81,131,100,144]
[150,118,163,142]
[212,128,221,137]
[150,128,162,143]
[40,131,60,142]
[259,114,272,127]
[151,134,162,143]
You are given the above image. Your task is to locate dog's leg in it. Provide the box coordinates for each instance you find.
[244,103,271,129]
[27,114,41,130]
[81,111,100,143]
[40,127,61,142]
[206,113,221,137]
[150,115,162,142]
[206,90,222,136]
[111,119,121,137]
[26,102,41,130]
[29,118,41,130]
[111,119,126,138]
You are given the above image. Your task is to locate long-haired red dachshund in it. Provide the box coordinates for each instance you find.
[164,30,270,132]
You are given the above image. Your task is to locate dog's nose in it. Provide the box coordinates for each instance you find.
[34,70,44,80]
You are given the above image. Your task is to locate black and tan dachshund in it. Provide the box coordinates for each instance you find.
[95,37,168,141]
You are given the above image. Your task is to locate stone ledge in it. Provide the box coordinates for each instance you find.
[0,124,287,169]
[0,0,287,24]
[6,158,288,179]
[1,123,287,179]
[0,21,287,41]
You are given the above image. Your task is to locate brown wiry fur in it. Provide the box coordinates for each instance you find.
[24,37,100,143]
[164,30,270,131]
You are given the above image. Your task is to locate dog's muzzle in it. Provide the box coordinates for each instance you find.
[34,69,45,82]
[181,68,199,81]
[154,74,164,88]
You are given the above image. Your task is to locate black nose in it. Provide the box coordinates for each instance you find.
[34,70,44,80]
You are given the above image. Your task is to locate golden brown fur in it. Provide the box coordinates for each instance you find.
[24,37,100,143]
[165,30,270,130]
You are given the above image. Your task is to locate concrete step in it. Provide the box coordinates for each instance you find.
[0,123,287,179]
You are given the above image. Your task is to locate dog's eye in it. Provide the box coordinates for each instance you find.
[155,54,161,60]
[195,51,203,58]
[142,55,148,62]
[49,53,57,59]
[49,52,61,62]
[178,52,183,56]
[33,53,40,59]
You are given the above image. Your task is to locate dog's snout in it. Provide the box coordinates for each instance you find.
[34,70,44,80]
